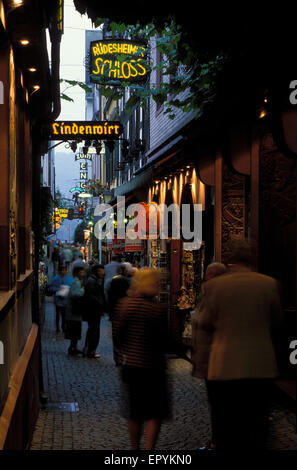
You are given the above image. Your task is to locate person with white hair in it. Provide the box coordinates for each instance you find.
[199,239,282,450]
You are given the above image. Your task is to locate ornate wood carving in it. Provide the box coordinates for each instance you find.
[260,132,296,226]
[259,131,296,309]
[221,163,245,262]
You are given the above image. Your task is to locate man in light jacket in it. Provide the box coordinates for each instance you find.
[200,239,283,450]
[48,265,73,332]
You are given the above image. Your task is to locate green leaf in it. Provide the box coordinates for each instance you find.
[126,94,140,108]
[77,82,93,93]
[63,79,79,86]
[60,93,74,102]
[94,17,106,28]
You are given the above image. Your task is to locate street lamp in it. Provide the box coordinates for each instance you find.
[102,189,112,204]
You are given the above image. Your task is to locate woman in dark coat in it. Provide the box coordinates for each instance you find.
[112,267,169,450]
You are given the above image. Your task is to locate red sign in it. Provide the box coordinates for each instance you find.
[125,238,143,252]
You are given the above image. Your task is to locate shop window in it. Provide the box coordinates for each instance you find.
[180,183,195,238]
[164,188,174,238]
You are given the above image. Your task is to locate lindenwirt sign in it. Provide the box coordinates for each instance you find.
[49,121,124,140]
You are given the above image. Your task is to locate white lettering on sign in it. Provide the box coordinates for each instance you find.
[0,81,4,104]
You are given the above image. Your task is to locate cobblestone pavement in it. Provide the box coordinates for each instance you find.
[30,298,297,451]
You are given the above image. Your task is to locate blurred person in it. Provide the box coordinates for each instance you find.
[64,266,86,356]
[48,265,73,332]
[52,246,61,276]
[72,243,81,260]
[108,262,135,365]
[199,239,283,450]
[86,259,98,277]
[71,253,88,274]
[191,262,227,450]
[104,254,121,308]
[112,268,169,450]
[108,262,134,318]
[83,264,105,358]
[63,244,73,270]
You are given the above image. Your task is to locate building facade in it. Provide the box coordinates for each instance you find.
[0,0,62,449]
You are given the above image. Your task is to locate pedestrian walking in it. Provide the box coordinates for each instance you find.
[52,246,61,276]
[104,254,121,309]
[112,268,169,450]
[191,262,227,450]
[72,243,81,260]
[48,265,73,332]
[71,253,88,274]
[62,244,73,270]
[199,239,283,450]
[83,264,105,358]
[108,262,134,319]
[108,262,135,365]
[64,266,86,356]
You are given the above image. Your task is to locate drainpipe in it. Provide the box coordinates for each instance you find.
[48,27,62,121]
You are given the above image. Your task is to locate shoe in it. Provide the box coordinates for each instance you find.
[87,353,101,358]
[197,442,216,451]
[68,347,83,356]
[73,349,84,356]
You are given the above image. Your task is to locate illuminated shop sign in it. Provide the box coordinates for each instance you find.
[75,153,93,161]
[69,187,83,193]
[89,39,149,85]
[49,121,123,140]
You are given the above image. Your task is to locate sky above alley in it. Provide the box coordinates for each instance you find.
[50,0,101,198]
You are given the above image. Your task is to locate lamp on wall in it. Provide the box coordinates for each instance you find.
[102,189,112,204]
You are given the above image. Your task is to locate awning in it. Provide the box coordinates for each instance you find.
[94,194,133,223]
[134,135,184,176]
[113,167,153,197]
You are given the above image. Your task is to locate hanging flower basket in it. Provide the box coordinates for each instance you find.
[84,179,107,197]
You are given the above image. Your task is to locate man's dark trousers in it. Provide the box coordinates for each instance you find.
[85,315,101,354]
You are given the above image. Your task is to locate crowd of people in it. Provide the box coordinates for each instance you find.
[45,239,283,451]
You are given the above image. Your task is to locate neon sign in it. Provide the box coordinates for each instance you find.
[49,121,123,140]
[89,39,149,85]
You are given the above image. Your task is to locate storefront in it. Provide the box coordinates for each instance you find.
[146,163,211,354]
[106,236,145,266]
